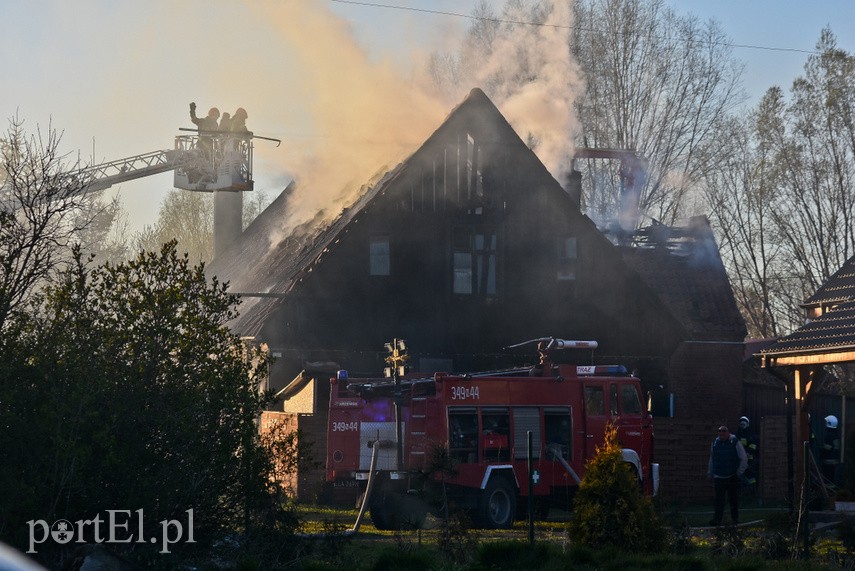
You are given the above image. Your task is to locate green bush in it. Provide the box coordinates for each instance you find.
[568,424,665,553]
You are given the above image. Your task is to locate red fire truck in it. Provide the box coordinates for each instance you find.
[325,338,659,529]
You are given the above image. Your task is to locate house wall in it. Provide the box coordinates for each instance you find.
[265,128,685,376]
[669,341,744,423]
[249,97,745,505]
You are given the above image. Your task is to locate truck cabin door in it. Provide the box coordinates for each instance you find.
[612,382,644,453]
[583,384,606,459]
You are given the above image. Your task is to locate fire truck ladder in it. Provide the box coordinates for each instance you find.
[408,391,428,468]
[72,149,188,194]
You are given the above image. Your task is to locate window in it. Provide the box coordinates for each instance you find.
[584,386,604,416]
[453,228,497,296]
[466,134,475,200]
[449,408,479,463]
[557,236,577,281]
[369,236,390,276]
[481,407,510,462]
[544,408,572,461]
[621,385,642,414]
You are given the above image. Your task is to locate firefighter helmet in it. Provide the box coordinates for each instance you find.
[826,415,838,429]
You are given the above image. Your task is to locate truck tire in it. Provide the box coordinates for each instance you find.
[369,477,427,530]
[368,475,394,530]
[477,476,516,528]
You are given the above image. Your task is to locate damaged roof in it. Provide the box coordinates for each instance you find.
[207,88,534,337]
[206,165,404,337]
[619,216,747,341]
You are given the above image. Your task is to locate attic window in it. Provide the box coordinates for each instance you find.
[557,236,577,281]
[369,236,390,276]
[453,228,497,296]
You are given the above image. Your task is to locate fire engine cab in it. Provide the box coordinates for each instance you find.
[326,338,659,530]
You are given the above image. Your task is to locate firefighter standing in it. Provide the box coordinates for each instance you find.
[708,425,748,526]
[821,415,841,485]
[189,102,220,158]
[736,416,759,490]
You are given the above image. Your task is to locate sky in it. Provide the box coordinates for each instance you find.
[2,0,853,237]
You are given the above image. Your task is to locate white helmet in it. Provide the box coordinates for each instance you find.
[826,415,838,429]
[739,416,749,429]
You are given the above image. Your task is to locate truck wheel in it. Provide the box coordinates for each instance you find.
[368,475,394,530]
[477,477,516,528]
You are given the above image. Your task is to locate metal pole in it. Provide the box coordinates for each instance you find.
[787,383,794,514]
[803,441,810,559]
[528,430,534,545]
[842,393,847,469]
[393,338,404,472]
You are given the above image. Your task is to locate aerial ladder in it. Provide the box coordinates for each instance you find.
[70,129,278,257]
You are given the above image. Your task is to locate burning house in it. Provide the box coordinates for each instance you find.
[207,88,746,502]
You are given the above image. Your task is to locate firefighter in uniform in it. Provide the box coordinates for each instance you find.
[821,415,841,485]
[708,425,748,526]
[736,416,759,491]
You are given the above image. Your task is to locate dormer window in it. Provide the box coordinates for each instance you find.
[557,236,577,281]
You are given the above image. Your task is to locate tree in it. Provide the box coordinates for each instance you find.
[572,0,745,229]
[0,241,274,554]
[135,189,271,264]
[74,193,132,265]
[568,424,663,552]
[427,0,745,232]
[135,189,215,264]
[704,94,789,338]
[706,29,855,336]
[0,116,96,333]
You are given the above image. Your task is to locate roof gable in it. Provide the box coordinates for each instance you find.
[207,88,567,336]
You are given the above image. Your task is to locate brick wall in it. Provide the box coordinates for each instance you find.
[654,415,791,504]
[654,418,716,503]
[668,341,743,423]
[758,416,789,503]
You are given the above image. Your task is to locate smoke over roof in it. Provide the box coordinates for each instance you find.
[259,0,583,247]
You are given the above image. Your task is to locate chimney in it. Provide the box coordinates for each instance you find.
[564,169,583,207]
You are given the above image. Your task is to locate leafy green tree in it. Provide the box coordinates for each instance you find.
[135,189,271,265]
[569,424,664,552]
[0,241,274,552]
[135,190,215,264]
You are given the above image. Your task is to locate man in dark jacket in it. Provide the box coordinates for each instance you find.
[708,425,748,526]
[189,102,220,158]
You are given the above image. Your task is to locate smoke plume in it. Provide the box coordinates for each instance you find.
[255,0,583,245]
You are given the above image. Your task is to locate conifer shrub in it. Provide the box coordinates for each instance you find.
[568,424,665,552]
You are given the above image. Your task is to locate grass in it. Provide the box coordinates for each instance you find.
[290,501,854,570]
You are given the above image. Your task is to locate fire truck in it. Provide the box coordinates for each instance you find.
[325,338,659,530]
